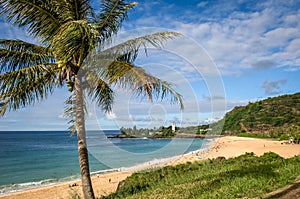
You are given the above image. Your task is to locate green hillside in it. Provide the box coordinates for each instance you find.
[220,92,300,138]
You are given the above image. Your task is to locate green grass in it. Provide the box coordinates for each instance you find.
[237,132,271,139]
[101,152,300,199]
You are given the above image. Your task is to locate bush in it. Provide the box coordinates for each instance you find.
[237,132,270,139]
[279,134,289,141]
[260,152,284,162]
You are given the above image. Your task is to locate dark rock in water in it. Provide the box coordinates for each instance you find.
[107,134,137,138]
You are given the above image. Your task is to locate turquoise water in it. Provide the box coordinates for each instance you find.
[0,130,211,194]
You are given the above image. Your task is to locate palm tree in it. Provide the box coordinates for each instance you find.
[0,1,183,198]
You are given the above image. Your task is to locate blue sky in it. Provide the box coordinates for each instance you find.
[1,0,300,131]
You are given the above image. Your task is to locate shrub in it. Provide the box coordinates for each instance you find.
[279,134,289,141]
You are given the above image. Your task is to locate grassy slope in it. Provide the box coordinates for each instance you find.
[220,92,300,135]
[102,152,300,199]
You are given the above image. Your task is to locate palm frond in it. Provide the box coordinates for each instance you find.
[0,39,54,72]
[82,32,181,80]
[98,60,183,109]
[51,20,97,65]
[0,64,58,115]
[120,65,183,109]
[85,72,114,113]
[64,94,77,135]
[59,0,95,21]
[0,0,63,43]
[96,0,137,44]
[99,32,181,63]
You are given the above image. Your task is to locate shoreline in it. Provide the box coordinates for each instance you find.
[1,136,299,199]
[0,136,211,195]
[108,133,223,139]
[0,138,214,196]
[0,138,215,197]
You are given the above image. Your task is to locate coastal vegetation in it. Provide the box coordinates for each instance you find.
[152,126,176,138]
[102,152,300,199]
[209,92,300,142]
[236,125,300,143]
[177,124,210,135]
[0,1,183,198]
[119,125,178,138]
[117,92,300,142]
[118,124,210,138]
[221,92,300,134]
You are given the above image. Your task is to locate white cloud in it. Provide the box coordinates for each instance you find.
[204,117,222,124]
[106,112,117,120]
[129,1,300,76]
[252,60,276,70]
[58,113,66,119]
[197,2,208,8]
[261,79,287,95]
[263,27,298,48]
[286,38,300,53]
[0,22,38,44]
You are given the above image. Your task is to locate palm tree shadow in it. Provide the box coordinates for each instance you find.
[196,162,279,194]
[220,163,277,179]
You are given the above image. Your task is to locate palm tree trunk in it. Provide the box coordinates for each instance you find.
[75,75,95,199]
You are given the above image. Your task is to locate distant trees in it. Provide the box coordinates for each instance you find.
[197,125,209,134]
[120,125,177,138]
[120,126,151,137]
[152,126,176,138]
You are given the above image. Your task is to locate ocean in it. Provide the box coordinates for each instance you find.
[0,130,212,194]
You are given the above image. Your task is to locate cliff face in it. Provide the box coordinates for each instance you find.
[220,92,300,135]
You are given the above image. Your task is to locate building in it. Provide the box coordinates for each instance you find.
[171,122,176,132]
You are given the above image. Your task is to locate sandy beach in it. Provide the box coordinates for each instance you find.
[1,136,299,199]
